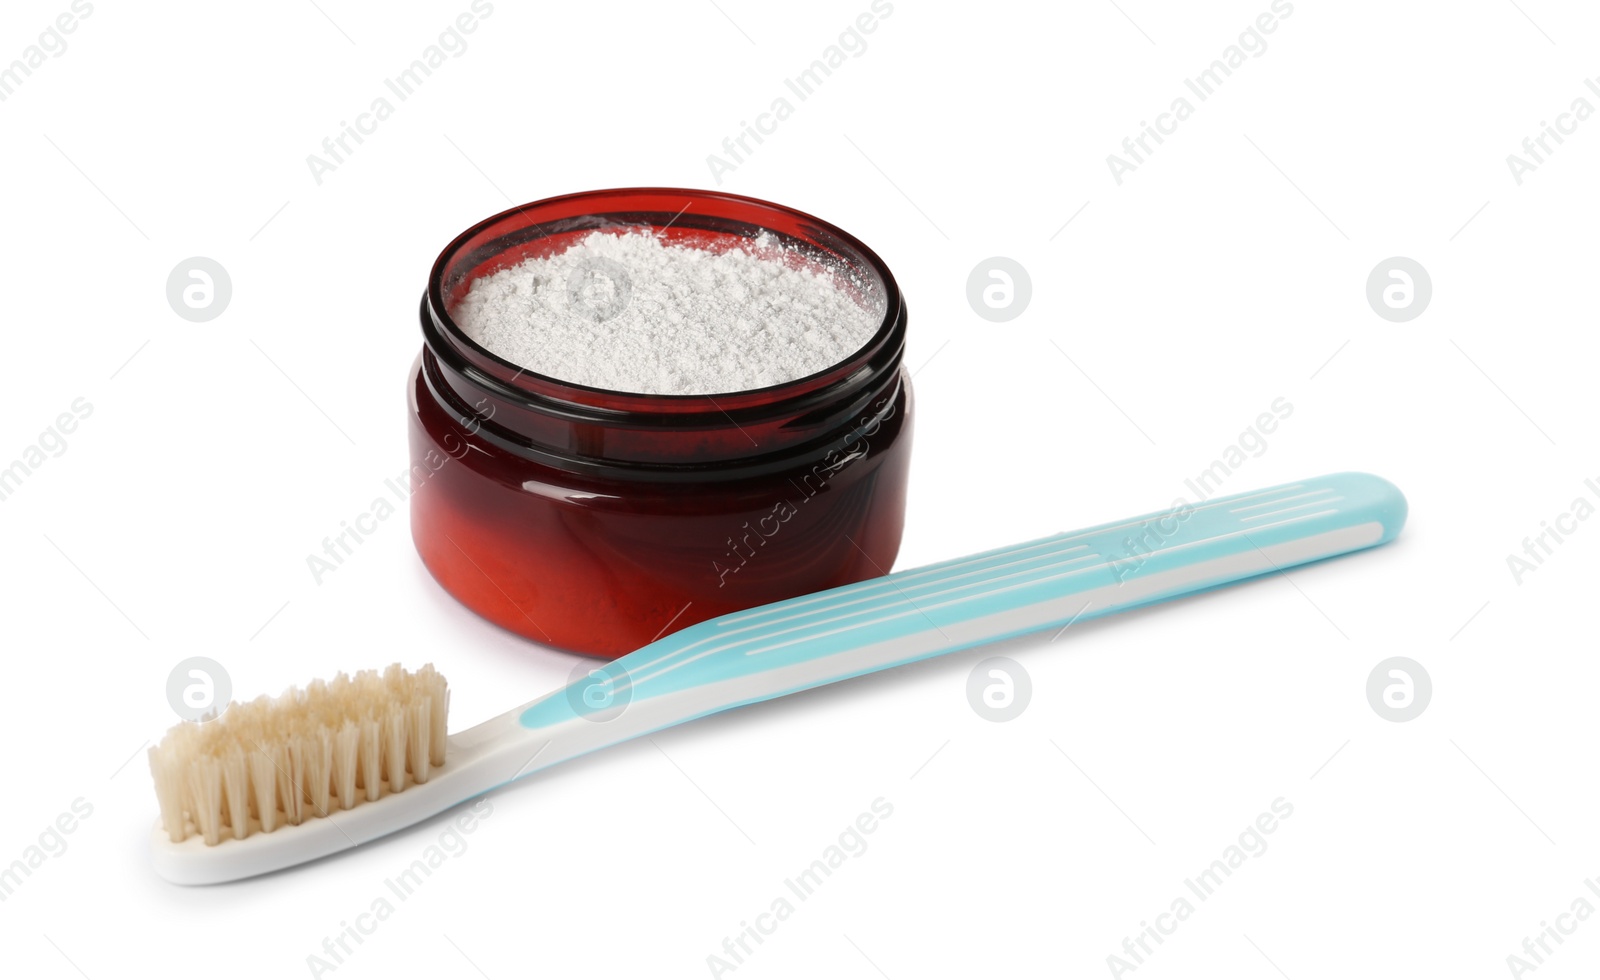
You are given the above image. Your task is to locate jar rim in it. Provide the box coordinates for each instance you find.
[423,187,905,426]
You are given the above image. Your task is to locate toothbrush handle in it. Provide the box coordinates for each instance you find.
[520,473,1405,735]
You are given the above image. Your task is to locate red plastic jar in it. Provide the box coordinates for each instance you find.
[408,188,912,657]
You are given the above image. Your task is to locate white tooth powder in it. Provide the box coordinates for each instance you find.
[453,230,881,395]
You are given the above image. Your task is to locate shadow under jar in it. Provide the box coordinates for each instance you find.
[408,188,913,657]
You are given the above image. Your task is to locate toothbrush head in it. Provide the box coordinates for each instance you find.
[147,664,449,848]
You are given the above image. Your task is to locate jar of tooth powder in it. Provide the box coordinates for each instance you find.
[408,188,912,657]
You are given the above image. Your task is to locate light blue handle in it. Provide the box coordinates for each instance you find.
[520,473,1405,731]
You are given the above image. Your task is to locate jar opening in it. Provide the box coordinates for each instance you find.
[418,188,907,476]
[424,188,903,413]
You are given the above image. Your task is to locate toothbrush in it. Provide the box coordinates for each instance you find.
[149,471,1406,884]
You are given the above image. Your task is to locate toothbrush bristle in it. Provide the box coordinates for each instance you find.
[147,664,449,846]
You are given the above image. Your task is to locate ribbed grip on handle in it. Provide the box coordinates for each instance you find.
[519,473,1405,731]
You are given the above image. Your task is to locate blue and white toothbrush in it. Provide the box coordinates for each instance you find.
[148,472,1406,884]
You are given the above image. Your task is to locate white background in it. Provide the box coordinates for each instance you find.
[1,1,1596,977]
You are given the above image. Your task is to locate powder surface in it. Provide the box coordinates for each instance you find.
[453,231,881,395]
